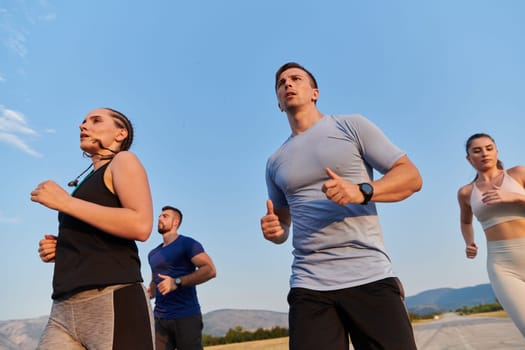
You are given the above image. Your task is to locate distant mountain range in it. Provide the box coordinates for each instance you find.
[0,283,496,349]
[405,283,496,315]
[204,309,288,336]
[0,316,48,350]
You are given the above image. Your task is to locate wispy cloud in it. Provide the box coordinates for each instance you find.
[5,26,28,59]
[0,211,19,224]
[0,6,28,59]
[0,2,55,157]
[0,105,42,157]
[20,0,57,24]
[0,1,57,59]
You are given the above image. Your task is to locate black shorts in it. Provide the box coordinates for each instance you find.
[288,277,417,350]
[155,314,203,350]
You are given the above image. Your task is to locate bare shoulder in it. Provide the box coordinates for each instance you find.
[109,151,143,170]
[507,165,525,185]
[458,183,473,202]
[112,150,139,163]
[106,151,146,183]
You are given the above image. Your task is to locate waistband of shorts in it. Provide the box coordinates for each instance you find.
[487,237,525,250]
[56,283,137,302]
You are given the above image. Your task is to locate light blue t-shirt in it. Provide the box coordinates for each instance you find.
[266,114,405,290]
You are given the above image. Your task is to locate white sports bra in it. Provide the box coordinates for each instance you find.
[470,171,525,230]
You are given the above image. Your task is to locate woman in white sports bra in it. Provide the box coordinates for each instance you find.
[458,133,525,337]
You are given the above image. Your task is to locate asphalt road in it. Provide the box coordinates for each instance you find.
[413,313,525,350]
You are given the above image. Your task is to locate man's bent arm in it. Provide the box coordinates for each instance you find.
[370,155,422,203]
[179,252,217,287]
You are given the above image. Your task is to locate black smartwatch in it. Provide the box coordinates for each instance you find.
[358,183,374,205]
[175,277,183,288]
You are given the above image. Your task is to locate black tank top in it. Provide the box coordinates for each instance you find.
[52,162,143,299]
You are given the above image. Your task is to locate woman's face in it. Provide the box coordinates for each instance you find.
[466,136,499,171]
[79,108,128,154]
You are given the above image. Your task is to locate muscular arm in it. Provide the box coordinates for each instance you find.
[370,155,422,202]
[323,155,422,205]
[179,252,217,287]
[156,252,217,295]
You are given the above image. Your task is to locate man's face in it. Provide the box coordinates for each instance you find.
[157,210,177,234]
[276,67,318,112]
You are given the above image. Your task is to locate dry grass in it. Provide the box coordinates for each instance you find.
[467,310,509,318]
[411,318,436,326]
[204,337,288,350]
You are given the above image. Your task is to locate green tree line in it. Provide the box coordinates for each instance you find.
[203,326,289,346]
[455,301,503,315]
[408,300,503,321]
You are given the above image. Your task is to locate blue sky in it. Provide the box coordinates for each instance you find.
[1,1,524,321]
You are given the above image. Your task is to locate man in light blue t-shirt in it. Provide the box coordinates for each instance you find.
[260,62,422,350]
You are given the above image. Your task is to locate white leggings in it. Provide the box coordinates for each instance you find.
[487,237,525,337]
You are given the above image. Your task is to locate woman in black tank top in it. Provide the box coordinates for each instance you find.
[31,108,155,349]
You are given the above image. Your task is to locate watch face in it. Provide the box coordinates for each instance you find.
[360,183,373,194]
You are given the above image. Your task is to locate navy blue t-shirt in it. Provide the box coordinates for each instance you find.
[148,235,204,319]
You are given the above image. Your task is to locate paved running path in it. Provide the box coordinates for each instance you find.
[349,313,524,349]
[413,313,524,349]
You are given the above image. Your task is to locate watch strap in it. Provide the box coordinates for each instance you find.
[358,183,373,205]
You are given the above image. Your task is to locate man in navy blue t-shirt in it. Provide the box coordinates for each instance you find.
[148,205,216,350]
